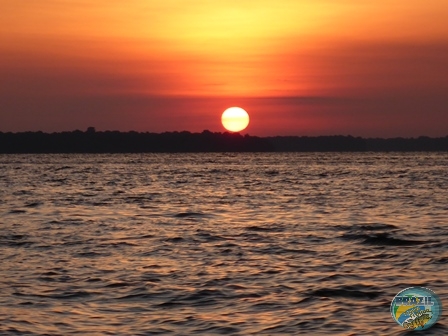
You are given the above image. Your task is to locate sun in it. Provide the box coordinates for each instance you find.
[221,107,250,132]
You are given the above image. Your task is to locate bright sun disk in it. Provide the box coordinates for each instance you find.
[221,107,249,132]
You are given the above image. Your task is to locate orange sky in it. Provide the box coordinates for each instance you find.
[1,0,447,136]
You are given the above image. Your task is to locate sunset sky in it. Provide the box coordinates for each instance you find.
[1,1,447,136]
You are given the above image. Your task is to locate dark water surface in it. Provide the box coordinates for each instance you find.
[0,153,447,335]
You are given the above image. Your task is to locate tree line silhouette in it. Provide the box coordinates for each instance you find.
[0,129,447,153]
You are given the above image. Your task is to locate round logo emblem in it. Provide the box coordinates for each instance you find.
[391,287,442,330]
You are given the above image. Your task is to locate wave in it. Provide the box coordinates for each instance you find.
[244,225,285,233]
[173,212,207,218]
[0,234,34,247]
[309,285,382,300]
[341,232,428,246]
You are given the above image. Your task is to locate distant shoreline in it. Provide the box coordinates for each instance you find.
[1,130,447,153]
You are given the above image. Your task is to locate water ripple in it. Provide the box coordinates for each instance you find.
[0,153,447,335]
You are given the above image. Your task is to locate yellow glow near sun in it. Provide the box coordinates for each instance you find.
[221,107,250,132]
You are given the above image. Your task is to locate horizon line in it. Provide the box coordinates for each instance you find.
[1,129,448,140]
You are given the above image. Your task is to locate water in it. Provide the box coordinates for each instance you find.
[0,153,447,335]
